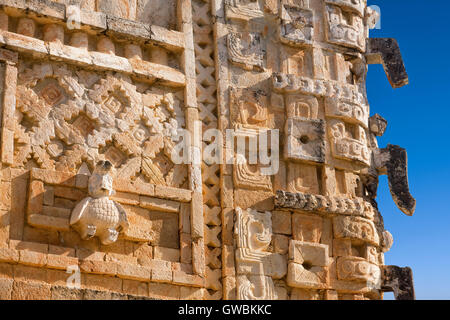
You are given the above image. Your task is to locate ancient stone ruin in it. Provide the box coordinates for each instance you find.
[0,0,415,300]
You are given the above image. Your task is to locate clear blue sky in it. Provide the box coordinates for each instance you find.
[367,0,450,299]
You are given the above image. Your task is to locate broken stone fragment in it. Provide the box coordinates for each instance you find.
[381,266,415,300]
[374,145,416,216]
[369,114,388,137]
[366,38,409,89]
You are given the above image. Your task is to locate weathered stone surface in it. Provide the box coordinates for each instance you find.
[367,38,409,89]
[0,0,414,301]
[381,265,415,300]
[289,241,328,267]
[374,145,416,216]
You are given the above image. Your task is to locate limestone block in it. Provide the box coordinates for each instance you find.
[333,239,352,257]
[82,290,113,300]
[133,243,153,266]
[271,210,291,235]
[191,237,205,276]
[43,24,64,42]
[328,119,371,165]
[148,282,180,300]
[221,245,235,277]
[206,267,221,290]
[324,3,365,51]
[31,169,76,187]
[70,32,89,50]
[98,0,137,20]
[123,279,148,297]
[0,247,19,263]
[223,276,237,300]
[50,286,84,300]
[336,256,380,284]
[287,262,328,290]
[205,225,221,248]
[12,281,51,300]
[154,247,180,263]
[149,259,172,283]
[292,213,323,243]
[290,288,321,300]
[190,192,203,240]
[234,189,274,211]
[83,273,123,293]
[333,216,380,245]
[124,44,143,60]
[179,203,190,234]
[179,233,192,264]
[27,180,44,215]
[325,97,369,128]
[139,196,179,213]
[79,260,117,276]
[0,12,8,31]
[285,118,325,163]
[280,4,314,47]
[287,163,320,195]
[236,274,277,300]
[227,31,265,71]
[273,235,289,255]
[18,250,47,267]
[47,254,79,270]
[154,185,191,202]
[325,290,339,300]
[221,207,234,246]
[235,248,287,279]
[180,287,205,300]
[374,145,416,216]
[16,18,36,37]
[116,263,151,281]
[0,278,13,299]
[289,241,328,267]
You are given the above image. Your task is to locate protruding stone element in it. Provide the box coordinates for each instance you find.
[381,266,415,300]
[369,114,388,137]
[374,145,416,216]
[70,160,129,245]
[366,38,409,89]
[381,230,394,253]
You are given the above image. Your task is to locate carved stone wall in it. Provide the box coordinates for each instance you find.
[0,0,414,300]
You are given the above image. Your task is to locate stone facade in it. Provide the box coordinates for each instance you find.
[0,0,415,300]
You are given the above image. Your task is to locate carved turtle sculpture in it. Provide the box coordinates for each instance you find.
[70,160,129,245]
